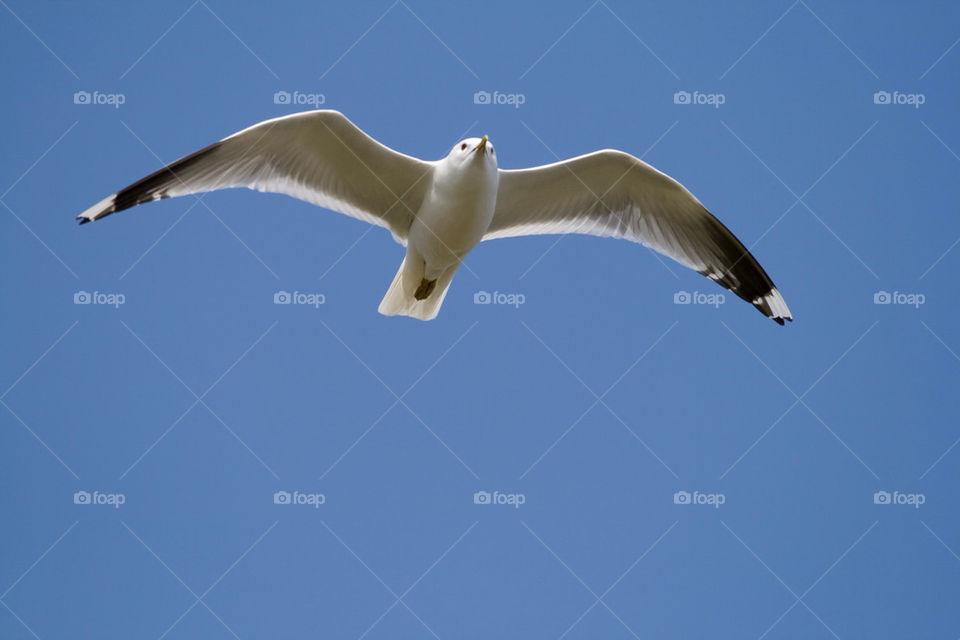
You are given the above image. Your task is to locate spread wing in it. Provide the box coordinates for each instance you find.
[77,110,433,243]
[487,150,792,324]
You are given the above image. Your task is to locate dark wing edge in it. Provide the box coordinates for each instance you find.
[77,143,222,224]
[693,211,792,325]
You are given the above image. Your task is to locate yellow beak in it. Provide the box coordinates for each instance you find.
[473,134,488,153]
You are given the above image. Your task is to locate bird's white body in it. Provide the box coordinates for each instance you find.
[379,136,499,320]
[76,110,792,325]
[410,143,498,278]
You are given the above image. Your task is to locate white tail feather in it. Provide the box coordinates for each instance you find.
[378,249,460,321]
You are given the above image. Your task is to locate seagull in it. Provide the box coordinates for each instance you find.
[77,110,792,324]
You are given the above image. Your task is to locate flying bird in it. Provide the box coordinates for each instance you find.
[77,110,792,324]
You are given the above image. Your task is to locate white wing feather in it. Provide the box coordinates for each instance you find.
[487,150,792,324]
[77,110,432,243]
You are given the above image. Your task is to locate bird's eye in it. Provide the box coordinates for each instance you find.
[460,143,467,150]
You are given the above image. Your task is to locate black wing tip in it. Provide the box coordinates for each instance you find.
[751,288,792,326]
[77,208,114,225]
[77,140,221,226]
[764,309,793,326]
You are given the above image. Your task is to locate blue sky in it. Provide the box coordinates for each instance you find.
[2,1,959,637]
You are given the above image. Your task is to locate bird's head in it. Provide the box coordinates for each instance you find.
[445,135,497,171]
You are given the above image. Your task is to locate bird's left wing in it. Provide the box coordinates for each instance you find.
[77,110,433,243]
[486,150,792,324]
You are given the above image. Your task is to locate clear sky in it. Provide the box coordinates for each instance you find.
[2,1,959,638]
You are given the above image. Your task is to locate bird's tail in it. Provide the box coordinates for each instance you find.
[378,248,459,321]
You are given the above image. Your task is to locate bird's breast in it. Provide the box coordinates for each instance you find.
[410,171,498,263]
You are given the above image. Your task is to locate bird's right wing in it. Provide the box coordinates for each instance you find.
[77,110,433,243]
[487,150,791,324]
